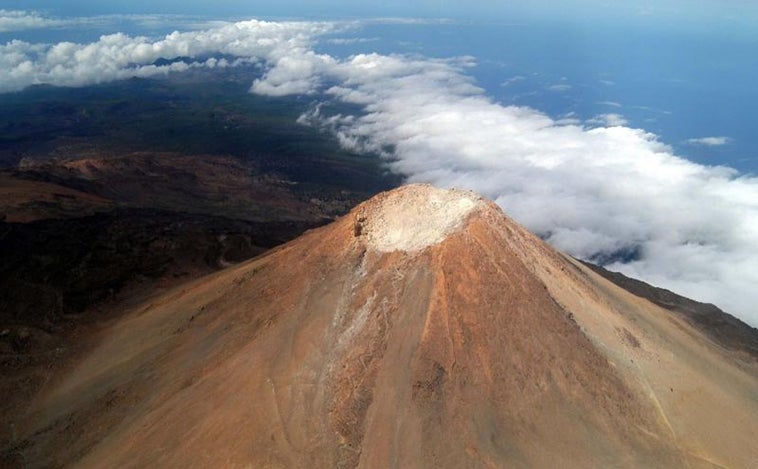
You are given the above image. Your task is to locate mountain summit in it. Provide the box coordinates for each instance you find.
[13,184,758,467]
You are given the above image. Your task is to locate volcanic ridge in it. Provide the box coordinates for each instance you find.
[4,184,757,468]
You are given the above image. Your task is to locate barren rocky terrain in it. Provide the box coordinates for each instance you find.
[0,78,398,362]
[4,185,755,468]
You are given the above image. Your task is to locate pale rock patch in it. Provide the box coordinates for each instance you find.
[359,184,482,252]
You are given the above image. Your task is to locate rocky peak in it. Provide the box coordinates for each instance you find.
[351,183,484,253]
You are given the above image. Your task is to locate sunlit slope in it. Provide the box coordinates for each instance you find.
[17,185,758,468]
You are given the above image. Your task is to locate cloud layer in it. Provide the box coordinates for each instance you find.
[0,19,334,93]
[2,18,757,325]
[254,30,758,325]
[686,136,732,146]
[0,9,69,32]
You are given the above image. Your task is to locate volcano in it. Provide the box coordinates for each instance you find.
[11,184,758,467]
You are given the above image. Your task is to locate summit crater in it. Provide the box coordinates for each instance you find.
[354,184,484,253]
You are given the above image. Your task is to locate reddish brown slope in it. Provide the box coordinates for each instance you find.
[0,173,112,222]
[8,184,758,468]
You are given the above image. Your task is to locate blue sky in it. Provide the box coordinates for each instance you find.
[5,0,758,26]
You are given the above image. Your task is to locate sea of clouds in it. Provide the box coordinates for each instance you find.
[1,12,757,325]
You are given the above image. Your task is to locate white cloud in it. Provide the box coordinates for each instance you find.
[632,105,672,115]
[547,83,572,92]
[0,20,335,93]
[501,75,525,87]
[598,100,622,108]
[325,37,379,45]
[555,112,581,126]
[686,136,731,146]
[2,18,757,325]
[555,119,582,125]
[586,113,629,127]
[0,9,69,32]
[254,37,758,325]
[0,10,241,33]
[367,18,456,25]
